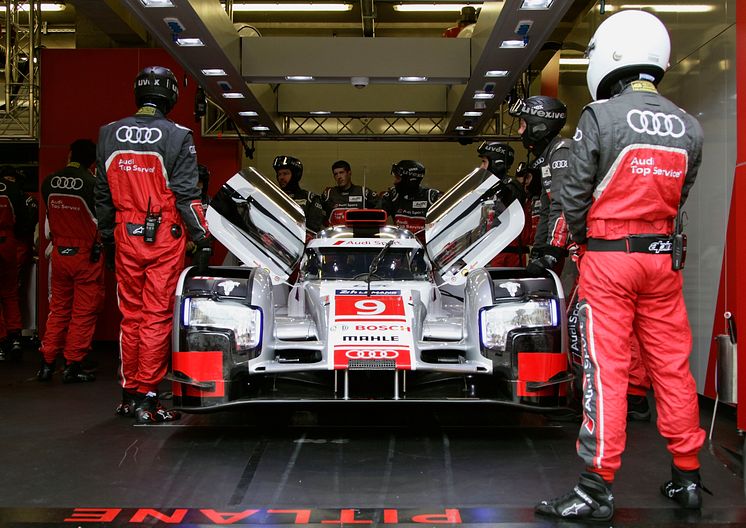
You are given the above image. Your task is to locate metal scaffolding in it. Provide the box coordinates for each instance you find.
[0,0,41,141]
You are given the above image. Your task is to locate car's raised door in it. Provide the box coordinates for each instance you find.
[425,168,525,285]
[207,168,307,285]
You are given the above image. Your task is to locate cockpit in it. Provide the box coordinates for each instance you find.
[301,245,430,281]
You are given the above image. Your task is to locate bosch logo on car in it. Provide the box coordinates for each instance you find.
[626,109,686,138]
[50,176,84,190]
[355,325,410,331]
[345,349,399,360]
[115,126,163,144]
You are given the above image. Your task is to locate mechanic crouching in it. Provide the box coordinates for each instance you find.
[95,66,211,424]
[535,10,706,522]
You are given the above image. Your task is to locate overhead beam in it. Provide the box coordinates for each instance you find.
[446,0,573,135]
[120,0,280,135]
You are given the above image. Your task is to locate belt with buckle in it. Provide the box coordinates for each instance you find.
[587,236,673,254]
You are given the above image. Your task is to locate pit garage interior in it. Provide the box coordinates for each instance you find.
[1,0,746,526]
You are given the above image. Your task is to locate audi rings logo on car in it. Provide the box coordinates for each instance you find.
[115,126,163,144]
[626,110,686,138]
[345,349,399,360]
[50,176,84,190]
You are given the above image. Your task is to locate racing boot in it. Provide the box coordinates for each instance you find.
[135,392,181,424]
[62,361,96,383]
[115,389,143,417]
[8,333,23,361]
[661,465,710,509]
[535,471,614,522]
[37,360,56,382]
[627,394,651,422]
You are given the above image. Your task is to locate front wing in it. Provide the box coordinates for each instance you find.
[170,266,575,413]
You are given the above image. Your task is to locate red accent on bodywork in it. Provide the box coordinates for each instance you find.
[516,352,568,397]
[172,351,225,397]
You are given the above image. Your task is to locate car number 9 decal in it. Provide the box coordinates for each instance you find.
[353,299,386,315]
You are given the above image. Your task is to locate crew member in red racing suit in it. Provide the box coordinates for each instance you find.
[380,160,441,242]
[38,139,103,383]
[476,142,531,266]
[536,10,706,522]
[0,176,31,361]
[95,66,211,424]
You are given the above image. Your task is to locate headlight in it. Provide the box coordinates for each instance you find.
[184,298,262,349]
[480,299,558,351]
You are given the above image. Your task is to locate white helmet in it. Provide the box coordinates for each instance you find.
[586,10,670,100]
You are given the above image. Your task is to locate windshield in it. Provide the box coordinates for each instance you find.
[302,247,429,281]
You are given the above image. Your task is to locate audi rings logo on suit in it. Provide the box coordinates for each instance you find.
[115,126,163,144]
[626,110,686,138]
[50,176,84,190]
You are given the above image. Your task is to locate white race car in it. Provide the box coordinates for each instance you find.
[169,167,573,411]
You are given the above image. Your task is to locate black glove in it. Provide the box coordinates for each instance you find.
[192,237,212,273]
[102,238,116,272]
[526,245,565,275]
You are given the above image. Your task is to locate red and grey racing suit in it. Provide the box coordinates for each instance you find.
[380,185,442,242]
[40,164,104,364]
[95,106,209,396]
[321,184,380,225]
[0,179,30,341]
[562,80,705,482]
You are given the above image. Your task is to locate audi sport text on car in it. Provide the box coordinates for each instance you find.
[169,167,573,410]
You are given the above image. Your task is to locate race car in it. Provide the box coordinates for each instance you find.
[169,166,574,412]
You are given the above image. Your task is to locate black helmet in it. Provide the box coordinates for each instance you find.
[273,155,303,185]
[509,95,567,153]
[134,66,179,114]
[392,160,425,191]
[477,141,514,178]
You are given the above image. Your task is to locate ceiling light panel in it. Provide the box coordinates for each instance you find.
[201,69,228,76]
[140,0,174,6]
[520,0,553,9]
[231,3,353,11]
[175,37,204,46]
[393,3,482,12]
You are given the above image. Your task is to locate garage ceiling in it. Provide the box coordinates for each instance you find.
[61,0,596,140]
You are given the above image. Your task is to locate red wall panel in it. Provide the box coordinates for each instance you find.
[39,48,240,341]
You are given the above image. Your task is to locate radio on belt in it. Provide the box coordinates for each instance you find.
[143,197,161,244]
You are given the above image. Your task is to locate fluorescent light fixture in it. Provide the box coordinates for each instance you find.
[239,111,259,116]
[455,125,473,131]
[399,76,428,82]
[520,0,553,9]
[500,39,527,49]
[559,57,589,66]
[464,111,482,117]
[175,38,204,47]
[485,70,509,78]
[619,4,714,13]
[19,2,66,11]
[232,3,353,11]
[201,69,227,76]
[394,111,415,115]
[140,0,174,6]
[393,3,480,12]
[310,111,331,115]
[222,93,245,99]
[285,75,314,81]
[473,91,494,100]
[252,125,270,131]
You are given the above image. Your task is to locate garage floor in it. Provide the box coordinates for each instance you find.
[1,343,744,527]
